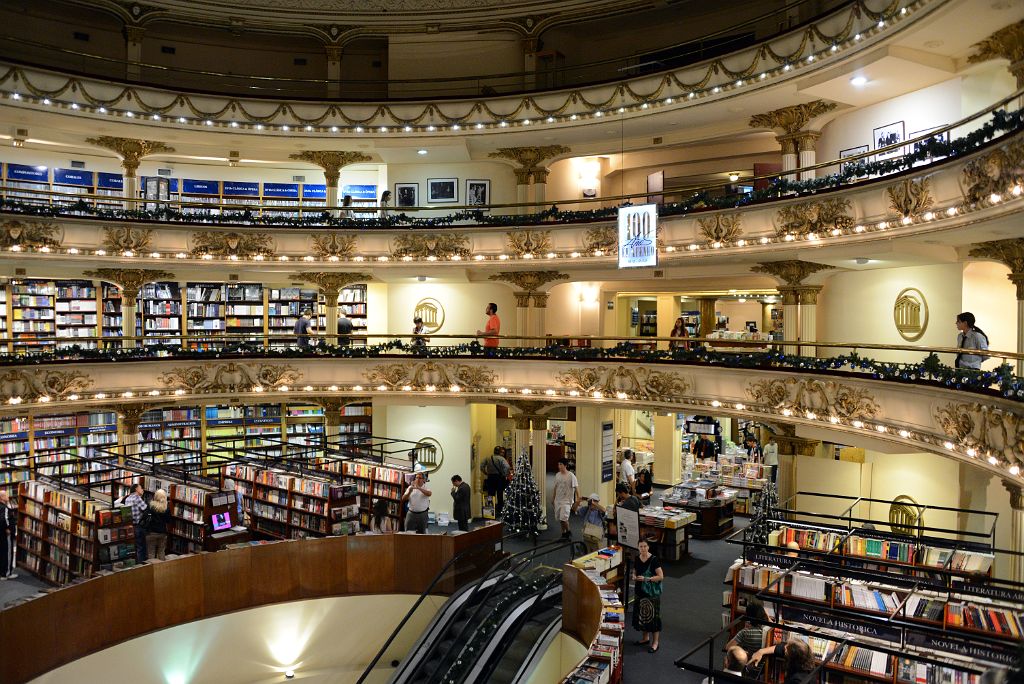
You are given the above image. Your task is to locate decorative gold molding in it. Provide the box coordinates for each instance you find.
[531,292,549,308]
[968,19,1024,87]
[294,271,371,298]
[1005,481,1023,511]
[886,178,933,219]
[583,225,617,253]
[959,139,1024,206]
[84,137,175,177]
[159,363,301,393]
[102,225,153,253]
[748,100,837,135]
[111,402,157,433]
[556,365,690,400]
[391,233,470,260]
[83,268,176,305]
[313,396,359,426]
[488,271,569,293]
[935,402,1024,465]
[969,238,1024,299]
[697,214,742,246]
[311,233,357,259]
[751,260,835,286]
[488,146,570,183]
[774,198,854,238]
[288,151,373,186]
[501,399,551,430]
[746,378,880,420]
[0,219,61,250]
[363,361,496,391]
[894,287,929,342]
[506,230,553,257]
[0,369,92,402]
[190,230,275,258]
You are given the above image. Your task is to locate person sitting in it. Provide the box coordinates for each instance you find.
[751,638,816,684]
[727,601,768,657]
[695,645,749,683]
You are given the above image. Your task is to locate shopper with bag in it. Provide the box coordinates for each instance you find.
[577,493,606,552]
[480,446,511,517]
[632,538,664,653]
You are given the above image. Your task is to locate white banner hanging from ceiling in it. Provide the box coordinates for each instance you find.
[617,204,658,269]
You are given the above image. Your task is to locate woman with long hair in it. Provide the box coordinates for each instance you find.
[751,639,815,684]
[370,498,396,534]
[669,317,687,350]
[954,312,989,370]
[145,489,171,561]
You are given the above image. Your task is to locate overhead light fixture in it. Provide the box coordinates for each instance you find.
[417,149,428,155]
[728,173,739,182]
[850,76,868,87]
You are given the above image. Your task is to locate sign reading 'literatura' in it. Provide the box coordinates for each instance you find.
[617,204,658,268]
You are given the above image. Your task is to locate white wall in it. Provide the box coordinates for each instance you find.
[387,161,517,211]
[962,261,1017,357]
[386,281,517,339]
[864,451,961,538]
[819,263,963,364]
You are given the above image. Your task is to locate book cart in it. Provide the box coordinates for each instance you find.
[677,492,1022,684]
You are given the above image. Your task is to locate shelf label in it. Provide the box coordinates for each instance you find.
[302,184,327,199]
[905,631,1016,665]
[249,417,281,425]
[138,422,161,430]
[208,418,242,427]
[97,172,124,190]
[0,431,28,441]
[341,184,377,200]
[780,606,902,642]
[222,181,259,196]
[166,420,199,428]
[953,582,1024,604]
[262,182,299,198]
[182,179,220,194]
[6,163,49,182]
[54,168,94,187]
[38,427,76,437]
[80,425,115,434]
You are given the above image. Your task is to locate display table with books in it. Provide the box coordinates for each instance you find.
[563,547,625,684]
[661,482,735,539]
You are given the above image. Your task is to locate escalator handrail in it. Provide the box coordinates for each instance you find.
[355,529,528,684]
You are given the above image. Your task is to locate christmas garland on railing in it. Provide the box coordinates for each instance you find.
[2,340,1020,400]
[1,109,1022,229]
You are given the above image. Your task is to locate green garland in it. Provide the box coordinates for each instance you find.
[1,341,1019,400]
[1,110,1021,229]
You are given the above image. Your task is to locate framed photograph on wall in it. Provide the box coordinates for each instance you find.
[466,179,490,209]
[395,182,418,208]
[909,127,950,166]
[839,145,869,177]
[427,178,458,203]
[873,121,905,159]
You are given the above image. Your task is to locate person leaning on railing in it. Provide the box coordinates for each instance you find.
[955,312,989,370]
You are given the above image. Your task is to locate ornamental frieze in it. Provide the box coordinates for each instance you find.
[556,365,690,400]
[746,378,880,420]
[774,198,854,238]
[506,230,553,257]
[582,225,616,253]
[102,225,153,253]
[886,178,933,219]
[311,233,357,259]
[295,271,371,297]
[0,369,92,401]
[391,233,470,260]
[0,219,62,250]
[488,271,568,293]
[959,139,1024,206]
[697,214,742,246]
[158,363,300,393]
[364,361,496,391]
[190,230,275,258]
[935,402,1024,465]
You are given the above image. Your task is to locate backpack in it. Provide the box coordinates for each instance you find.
[138,507,153,531]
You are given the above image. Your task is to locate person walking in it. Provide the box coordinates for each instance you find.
[411,316,428,348]
[552,458,579,539]
[619,450,637,494]
[693,433,717,459]
[0,491,17,579]
[294,309,316,349]
[480,446,511,517]
[477,302,501,349]
[378,190,392,220]
[669,317,687,350]
[955,312,989,370]
[450,475,471,532]
[340,194,354,220]
[577,493,606,552]
[632,539,664,653]
[402,472,432,534]
[145,489,171,561]
[763,436,779,484]
[337,311,354,347]
[125,483,149,563]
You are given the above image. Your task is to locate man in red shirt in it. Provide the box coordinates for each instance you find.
[477,302,500,348]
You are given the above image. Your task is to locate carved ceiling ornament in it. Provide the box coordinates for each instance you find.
[501,399,552,429]
[969,238,1024,298]
[488,271,569,293]
[83,268,176,305]
[84,136,175,177]
[391,233,470,260]
[697,214,742,246]
[0,368,92,402]
[935,402,1024,466]
[111,403,159,431]
[295,271,371,297]
[750,260,835,287]
[363,361,497,391]
[311,233,357,259]
[0,218,62,249]
[506,230,553,257]
[556,365,690,401]
[488,145,571,182]
[583,225,617,253]
[959,139,1024,206]
[886,178,933,219]
[968,19,1024,87]
[102,225,153,253]
[774,198,854,238]
[748,100,838,135]
[159,362,301,393]
[288,150,374,185]
[190,230,275,258]
[746,377,880,420]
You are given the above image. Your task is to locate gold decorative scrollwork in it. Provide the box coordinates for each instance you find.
[959,139,1024,206]
[363,361,496,391]
[775,198,854,238]
[697,214,742,246]
[935,402,1024,466]
[311,233,357,259]
[746,377,880,420]
[583,225,617,253]
[886,178,933,219]
[0,369,92,401]
[556,365,689,400]
[102,225,153,253]
[488,271,568,293]
[748,100,837,135]
[158,363,300,393]
[506,230,553,257]
[190,231,275,258]
[0,219,61,249]
[391,233,470,260]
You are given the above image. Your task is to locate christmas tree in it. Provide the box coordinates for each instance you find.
[746,480,778,545]
[501,447,542,537]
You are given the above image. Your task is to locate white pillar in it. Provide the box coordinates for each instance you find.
[798,287,820,357]
[797,132,821,181]
[533,167,550,211]
[576,405,616,505]
[324,297,339,347]
[781,287,799,355]
[121,286,139,348]
[529,293,548,346]
[123,174,139,211]
[124,26,144,82]
[515,168,531,215]
[652,413,682,486]
[531,422,548,524]
[1005,483,1024,582]
[778,136,798,182]
[1013,275,1024,377]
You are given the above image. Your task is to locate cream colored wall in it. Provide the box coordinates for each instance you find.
[818,263,963,364]
[575,406,616,505]
[544,282,601,337]
[386,282,516,338]
[864,451,961,539]
[961,261,1017,355]
[545,156,614,210]
[386,161,517,210]
[378,403,473,518]
[525,632,591,684]
[793,455,872,521]
[366,282,390,336]
[31,594,443,684]
[716,300,764,331]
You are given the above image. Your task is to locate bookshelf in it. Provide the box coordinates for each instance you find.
[140,281,182,345]
[334,460,408,528]
[337,284,368,338]
[95,172,124,210]
[11,279,55,350]
[54,279,98,349]
[100,282,127,344]
[267,287,319,347]
[186,282,225,348]
[225,283,265,342]
[167,481,215,555]
[137,406,202,463]
[562,550,625,684]
[336,403,372,446]
[262,182,301,219]
[75,411,118,484]
[3,163,50,207]
[285,404,324,455]
[31,414,78,479]
[17,480,101,585]
[0,417,30,498]
[179,179,222,215]
[95,506,136,571]
[52,168,94,210]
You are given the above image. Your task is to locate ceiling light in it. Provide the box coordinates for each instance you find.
[850,76,868,87]
[404,125,412,132]
[452,124,460,130]
[427,125,435,131]
[728,173,739,182]
[417,149,428,155]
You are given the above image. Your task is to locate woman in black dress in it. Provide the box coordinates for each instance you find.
[631,539,664,653]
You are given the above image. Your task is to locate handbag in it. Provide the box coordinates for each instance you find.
[583,521,604,539]
[640,564,662,597]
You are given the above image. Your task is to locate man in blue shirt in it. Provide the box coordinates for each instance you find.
[294,309,315,348]
[125,483,148,563]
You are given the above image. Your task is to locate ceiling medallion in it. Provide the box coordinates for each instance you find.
[893,288,928,341]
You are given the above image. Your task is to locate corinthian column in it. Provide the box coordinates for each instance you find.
[1004,482,1024,582]
[85,136,176,208]
[968,20,1024,89]
[969,238,1024,375]
[750,101,836,183]
[798,286,822,356]
[83,268,175,347]
[289,151,373,215]
[752,260,835,356]
[796,132,822,181]
[488,145,570,215]
[488,271,569,347]
[295,271,372,346]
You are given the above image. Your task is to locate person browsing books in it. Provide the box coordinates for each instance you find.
[125,483,148,563]
[403,472,432,534]
[0,491,16,579]
[619,450,636,493]
[480,446,511,517]
[369,499,397,534]
[294,309,316,348]
[337,311,354,346]
[145,489,171,561]
[763,436,779,483]
[577,493,606,552]
[750,639,815,684]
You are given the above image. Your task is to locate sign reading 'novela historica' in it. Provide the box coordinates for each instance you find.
[617,204,658,268]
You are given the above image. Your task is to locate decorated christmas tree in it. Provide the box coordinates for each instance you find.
[501,448,543,537]
[746,480,779,545]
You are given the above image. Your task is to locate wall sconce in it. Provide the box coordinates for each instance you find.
[576,158,601,199]
[728,172,739,182]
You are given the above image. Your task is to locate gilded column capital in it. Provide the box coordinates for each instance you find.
[531,292,549,309]
[488,270,569,294]
[1005,481,1023,511]
[776,136,798,156]
[969,19,1024,88]
[777,287,800,306]
[489,146,570,182]
[503,400,550,430]
[514,292,532,308]
[325,45,343,63]
[85,137,175,178]
[83,268,175,306]
[288,150,373,187]
[749,100,837,135]
[112,402,157,435]
[751,260,835,286]
[794,130,822,153]
[796,286,823,305]
[968,238,1024,299]
[531,167,551,184]
[123,25,146,43]
[513,168,533,185]
[294,271,371,299]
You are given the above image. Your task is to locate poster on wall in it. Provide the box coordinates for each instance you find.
[395,183,418,208]
[601,421,614,482]
[909,127,950,166]
[466,179,490,210]
[839,145,869,177]
[617,204,658,269]
[873,121,905,159]
[428,178,458,203]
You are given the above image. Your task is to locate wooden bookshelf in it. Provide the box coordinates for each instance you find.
[0,417,30,499]
[17,480,102,585]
